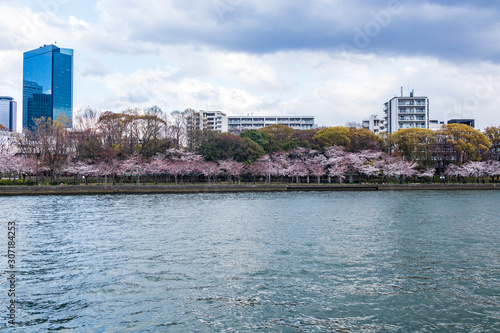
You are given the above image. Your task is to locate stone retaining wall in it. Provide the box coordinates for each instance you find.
[0,183,498,196]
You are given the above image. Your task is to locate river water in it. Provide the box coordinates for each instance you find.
[1,191,499,332]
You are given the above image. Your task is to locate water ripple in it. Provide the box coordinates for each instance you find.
[0,191,498,332]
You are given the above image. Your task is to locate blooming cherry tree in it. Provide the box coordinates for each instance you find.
[485,160,500,182]
[307,155,326,184]
[122,154,146,184]
[418,168,436,182]
[198,161,220,184]
[219,159,245,184]
[286,160,309,183]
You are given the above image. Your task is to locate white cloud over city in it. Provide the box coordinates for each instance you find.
[1,0,500,129]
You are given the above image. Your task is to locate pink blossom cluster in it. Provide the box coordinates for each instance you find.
[3,147,500,184]
[445,160,500,178]
[0,152,38,179]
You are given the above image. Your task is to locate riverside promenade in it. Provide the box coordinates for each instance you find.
[0,183,498,196]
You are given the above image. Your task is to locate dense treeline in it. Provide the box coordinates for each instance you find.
[1,107,499,185]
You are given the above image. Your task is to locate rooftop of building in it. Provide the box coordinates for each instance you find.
[24,44,73,59]
[227,115,314,118]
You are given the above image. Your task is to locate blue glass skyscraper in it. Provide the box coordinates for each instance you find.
[0,96,17,132]
[23,44,73,130]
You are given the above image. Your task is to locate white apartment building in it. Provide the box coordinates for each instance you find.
[228,116,315,135]
[384,90,429,134]
[201,110,228,133]
[362,115,386,134]
[185,110,206,131]
[429,119,445,131]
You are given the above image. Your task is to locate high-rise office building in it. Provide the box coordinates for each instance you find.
[0,96,17,132]
[22,44,73,130]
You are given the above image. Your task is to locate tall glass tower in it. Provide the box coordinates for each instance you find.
[0,96,17,132]
[22,44,73,130]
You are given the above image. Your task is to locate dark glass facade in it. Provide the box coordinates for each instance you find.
[23,44,73,130]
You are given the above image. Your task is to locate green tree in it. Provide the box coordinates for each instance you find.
[257,124,295,152]
[242,137,266,163]
[379,132,395,154]
[289,130,320,149]
[436,124,491,164]
[347,128,382,152]
[313,126,351,148]
[484,126,500,160]
[240,129,269,151]
[392,128,436,166]
[197,132,265,163]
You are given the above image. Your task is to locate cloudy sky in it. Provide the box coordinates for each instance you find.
[1,0,500,129]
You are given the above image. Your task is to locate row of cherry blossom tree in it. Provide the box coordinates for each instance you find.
[2,146,500,185]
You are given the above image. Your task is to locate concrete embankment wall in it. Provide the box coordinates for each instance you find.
[289,184,499,191]
[0,185,287,196]
[378,184,499,191]
[0,183,498,196]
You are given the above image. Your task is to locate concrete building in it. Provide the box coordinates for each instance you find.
[185,110,206,132]
[228,116,315,135]
[184,110,228,133]
[187,111,316,135]
[448,119,475,128]
[362,115,386,134]
[201,110,228,133]
[0,96,17,132]
[429,119,445,131]
[384,90,429,134]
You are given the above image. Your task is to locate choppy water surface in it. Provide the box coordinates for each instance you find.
[1,191,499,332]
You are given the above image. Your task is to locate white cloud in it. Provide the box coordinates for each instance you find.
[1,0,500,132]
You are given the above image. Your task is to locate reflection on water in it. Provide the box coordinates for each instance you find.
[1,191,499,332]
